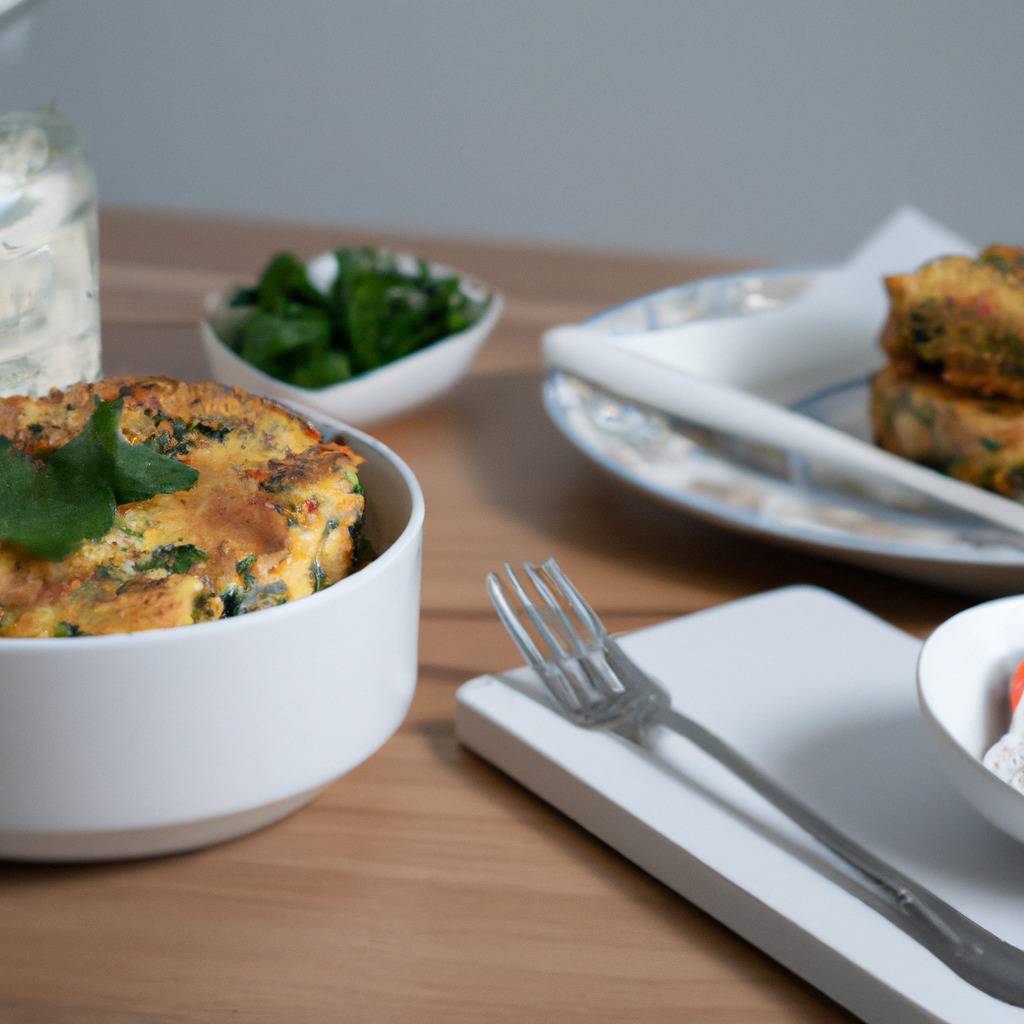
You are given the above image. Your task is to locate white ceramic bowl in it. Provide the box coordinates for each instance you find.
[201,250,503,426]
[918,594,1024,844]
[0,415,424,862]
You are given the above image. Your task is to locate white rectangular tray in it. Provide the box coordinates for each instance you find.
[455,586,1024,1023]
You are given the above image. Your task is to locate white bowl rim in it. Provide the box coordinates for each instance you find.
[201,248,503,398]
[0,415,425,651]
[916,593,1024,790]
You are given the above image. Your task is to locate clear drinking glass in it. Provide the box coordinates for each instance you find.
[0,108,100,396]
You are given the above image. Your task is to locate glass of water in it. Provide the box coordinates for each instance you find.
[0,109,100,396]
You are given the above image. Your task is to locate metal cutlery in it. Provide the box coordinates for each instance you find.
[487,558,1024,1007]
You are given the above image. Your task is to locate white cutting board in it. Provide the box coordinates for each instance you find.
[455,586,1024,1023]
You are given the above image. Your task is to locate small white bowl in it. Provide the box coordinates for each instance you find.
[0,414,424,862]
[918,594,1024,844]
[200,250,503,427]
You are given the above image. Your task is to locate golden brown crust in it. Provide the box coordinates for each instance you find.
[871,364,1024,498]
[0,377,365,637]
[0,376,323,454]
[880,247,1024,400]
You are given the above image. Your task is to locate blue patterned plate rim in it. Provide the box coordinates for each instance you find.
[547,266,1024,570]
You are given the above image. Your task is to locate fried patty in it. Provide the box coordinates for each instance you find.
[871,364,1024,498]
[880,245,1024,400]
[0,377,365,637]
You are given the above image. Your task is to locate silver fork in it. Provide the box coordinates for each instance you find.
[487,558,1024,1008]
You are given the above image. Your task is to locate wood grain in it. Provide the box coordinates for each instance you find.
[0,208,974,1023]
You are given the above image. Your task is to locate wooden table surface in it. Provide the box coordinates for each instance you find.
[0,209,974,1024]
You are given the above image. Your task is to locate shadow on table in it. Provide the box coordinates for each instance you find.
[0,850,174,887]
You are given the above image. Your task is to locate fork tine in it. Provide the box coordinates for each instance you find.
[503,564,600,708]
[486,572,546,669]
[540,558,610,645]
[487,572,581,710]
[502,563,570,662]
[490,560,670,732]
[523,562,589,658]
[523,562,621,698]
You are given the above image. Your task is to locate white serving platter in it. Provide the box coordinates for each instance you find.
[543,266,1024,595]
[456,586,1024,1023]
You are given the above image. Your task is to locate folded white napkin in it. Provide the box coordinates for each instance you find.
[548,206,972,404]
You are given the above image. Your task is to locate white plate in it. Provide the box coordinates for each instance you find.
[456,586,1024,1023]
[543,268,1024,595]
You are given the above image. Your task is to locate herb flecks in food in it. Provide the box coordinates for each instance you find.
[0,400,199,561]
[310,558,326,592]
[194,421,232,442]
[220,586,242,617]
[137,544,208,575]
[226,247,487,389]
[236,553,257,588]
[349,514,376,567]
[53,621,88,637]
[191,593,213,623]
[237,581,287,613]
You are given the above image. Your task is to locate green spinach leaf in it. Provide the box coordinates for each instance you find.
[0,437,112,561]
[91,399,199,504]
[0,400,199,561]
[256,253,326,313]
[238,308,331,367]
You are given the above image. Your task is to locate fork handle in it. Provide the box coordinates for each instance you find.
[648,708,1024,1006]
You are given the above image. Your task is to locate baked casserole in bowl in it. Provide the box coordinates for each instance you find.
[0,377,424,860]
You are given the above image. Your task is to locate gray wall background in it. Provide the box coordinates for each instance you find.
[2,0,1021,262]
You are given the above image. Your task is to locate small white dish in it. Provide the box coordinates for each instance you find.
[201,250,503,427]
[918,595,1024,844]
[0,412,424,862]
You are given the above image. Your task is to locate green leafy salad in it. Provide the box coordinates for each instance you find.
[225,248,488,389]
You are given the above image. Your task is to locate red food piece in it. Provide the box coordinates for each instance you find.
[1011,658,1024,712]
